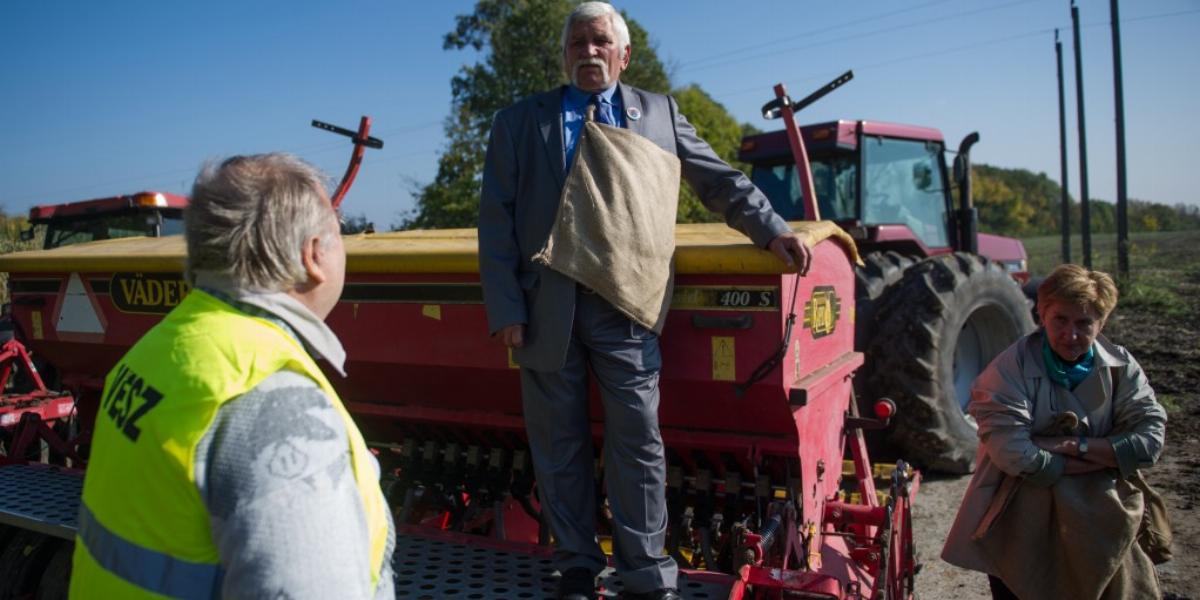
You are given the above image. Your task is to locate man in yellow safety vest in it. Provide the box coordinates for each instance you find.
[70,153,393,599]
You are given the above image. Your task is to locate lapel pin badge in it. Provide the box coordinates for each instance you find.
[626,107,642,121]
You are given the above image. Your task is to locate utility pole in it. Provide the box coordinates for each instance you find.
[1111,0,1130,278]
[1071,0,1092,268]
[1056,30,1071,264]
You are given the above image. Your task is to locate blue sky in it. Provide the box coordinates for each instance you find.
[2,0,1197,230]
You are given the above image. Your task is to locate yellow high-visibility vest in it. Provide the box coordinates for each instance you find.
[69,289,388,599]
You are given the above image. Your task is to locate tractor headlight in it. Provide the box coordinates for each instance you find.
[1002,259,1027,273]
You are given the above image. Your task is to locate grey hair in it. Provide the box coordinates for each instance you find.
[561,2,631,60]
[185,153,335,291]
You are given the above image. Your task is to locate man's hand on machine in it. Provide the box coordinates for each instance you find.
[768,232,812,275]
[496,324,525,348]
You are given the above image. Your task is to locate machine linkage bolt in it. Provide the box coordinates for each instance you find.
[755,475,771,499]
[667,466,684,489]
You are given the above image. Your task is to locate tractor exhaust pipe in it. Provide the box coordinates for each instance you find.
[953,132,980,254]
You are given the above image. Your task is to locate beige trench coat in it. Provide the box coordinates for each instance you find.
[941,331,1166,599]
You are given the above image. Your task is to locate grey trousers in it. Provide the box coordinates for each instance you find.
[521,289,678,593]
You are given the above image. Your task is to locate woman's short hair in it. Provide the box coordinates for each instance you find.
[561,1,631,59]
[186,153,334,291]
[1037,263,1119,320]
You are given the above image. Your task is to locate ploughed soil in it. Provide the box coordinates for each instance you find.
[910,230,1200,599]
[1107,280,1200,599]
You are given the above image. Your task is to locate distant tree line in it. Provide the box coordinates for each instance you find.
[971,164,1200,236]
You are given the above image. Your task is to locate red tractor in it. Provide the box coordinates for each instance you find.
[741,73,1034,473]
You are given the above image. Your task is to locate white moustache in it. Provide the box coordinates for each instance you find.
[572,57,611,87]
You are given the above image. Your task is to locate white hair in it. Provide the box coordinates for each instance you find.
[561,2,631,60]
[186,153,335,291]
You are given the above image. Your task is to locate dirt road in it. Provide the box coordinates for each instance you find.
[909,474,989,600]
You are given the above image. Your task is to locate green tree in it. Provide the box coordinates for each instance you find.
[340,212,374,234]
[672,85,748,223]
[402,0,670,229]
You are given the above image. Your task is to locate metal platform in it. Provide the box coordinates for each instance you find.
[0,465,734,599]
[0,464,81,540]
[394,530,734,599]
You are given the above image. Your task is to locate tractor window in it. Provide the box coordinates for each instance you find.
[160,215,184,236]
[42,212,183,250]
[750,155,857,221]
[862,136,949,248]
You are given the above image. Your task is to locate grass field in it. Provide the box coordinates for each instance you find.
[1022,229,1200,321]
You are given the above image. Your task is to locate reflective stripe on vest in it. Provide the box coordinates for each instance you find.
[77,504,221,600]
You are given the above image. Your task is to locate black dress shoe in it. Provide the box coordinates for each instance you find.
[622,589,682,600]
[557,567,597,600]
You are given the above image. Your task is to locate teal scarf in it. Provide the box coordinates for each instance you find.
[1041,335,1095,390]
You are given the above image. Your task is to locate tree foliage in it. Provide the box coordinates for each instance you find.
[402,0,669,229]
[0,210,38,305]
[401,0,747,230]
[672,85,746,224]
[972,164,1200,236]
[340,213,374,234]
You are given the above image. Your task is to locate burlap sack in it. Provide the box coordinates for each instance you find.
[533,114,680,333]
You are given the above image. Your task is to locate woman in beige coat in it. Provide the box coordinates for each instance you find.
[941,264,1166,599]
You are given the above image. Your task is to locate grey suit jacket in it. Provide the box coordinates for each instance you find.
[479,83,790,372]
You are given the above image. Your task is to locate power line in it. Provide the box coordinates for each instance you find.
[708,27,1050,101]
[707,7,1200,101]
[1118,7,1200,25]
[676,0,954,69]
[678,0,1041,75]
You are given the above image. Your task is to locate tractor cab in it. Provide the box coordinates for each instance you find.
[740,120,1028,279]
[22,191,187,250]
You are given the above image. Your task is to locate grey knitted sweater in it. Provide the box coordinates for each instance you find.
[191,275,395,599]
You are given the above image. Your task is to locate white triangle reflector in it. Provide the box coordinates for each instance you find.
[57,273,105,334]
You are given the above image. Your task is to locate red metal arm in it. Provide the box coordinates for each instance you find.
[311,116,384,209]
[0,339,48,392]
[762,71,853,222]
[772,83,821,222]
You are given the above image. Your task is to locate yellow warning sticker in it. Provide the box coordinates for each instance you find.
[422,305,442,320]
[32,310,43,340]
[712,336,735,381]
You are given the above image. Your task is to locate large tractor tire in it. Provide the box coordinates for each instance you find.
[0,530,61,600]
[865,253,1034,474]
[36,542,73,600]
[854,251,917,347]
[852,252,916,447]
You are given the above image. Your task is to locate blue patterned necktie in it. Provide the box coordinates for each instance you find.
[590,94,613,125]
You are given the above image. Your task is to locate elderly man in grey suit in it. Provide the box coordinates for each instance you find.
[479,3,810,599]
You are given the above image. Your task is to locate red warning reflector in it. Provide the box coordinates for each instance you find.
[874,398,896,420]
